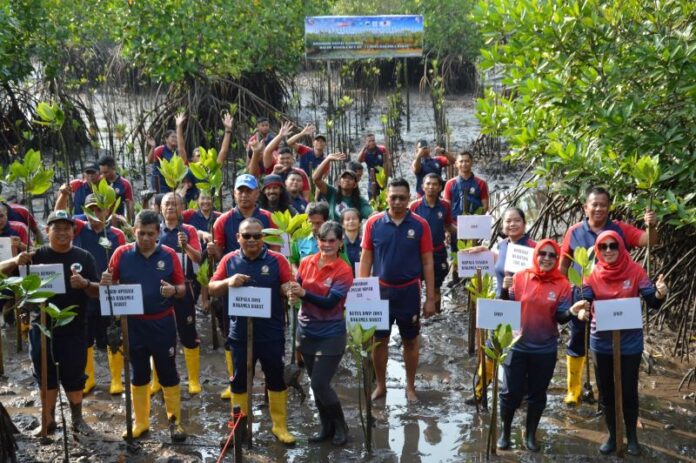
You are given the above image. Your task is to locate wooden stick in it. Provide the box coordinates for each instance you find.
[475,269,487,409]
[612,330,624,458]
[246,318,253,448]
[121,316,134,444]
[40,309,48,438]
[15,307,21,353]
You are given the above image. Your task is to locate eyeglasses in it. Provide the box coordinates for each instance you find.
[598,242,620,252]
[389,195,409,202]
[318,238,339,244]
[241,233,263,240]
[537,251,558,259]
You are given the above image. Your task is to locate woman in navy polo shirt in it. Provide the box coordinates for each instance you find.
[340,208,362,276]
[287,221,354,446]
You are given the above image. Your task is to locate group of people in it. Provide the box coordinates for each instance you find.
[0,115,667,457]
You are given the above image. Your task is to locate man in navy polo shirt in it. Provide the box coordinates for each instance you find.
[207,173,275,400]
[411,140,456,196]
[358,133,391,199]
[559,185,657,406]
[409,173,456,313]
[98,155,135,223]
[360,178,437,403]
[154,192,202,396]
[58,163,100,215]
[443,151,490,285]
[287,123,327,177]
[102,209,187,442]
[73,194,127,396]
[209,218,297,444]
[1,200,42,243]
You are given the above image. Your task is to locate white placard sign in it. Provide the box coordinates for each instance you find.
[280,233,291,257]
[19,264,66,294]
[476,299,521,330]
[347,277,380,303]
[0,237,13,262]
[99,284,144,315]
[457,250,495,278]
[346,299,389,330]
[457,215,493,240]
[504,243,535,274]
[228,286,272,318]
[594,298,643,332]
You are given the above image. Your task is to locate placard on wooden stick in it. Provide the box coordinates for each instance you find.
[98,284,144,315]
[457,215,493,240]
[504,243,535,274]
[457,251,495,278]
[346,299,389,330]
[476,299,521,330]
[594,298,642,332]
[228,286,272,318]
[20,264,66,294]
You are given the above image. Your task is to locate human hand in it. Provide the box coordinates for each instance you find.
[577,308,590,322]
[328,152,347,162]
[146,135,156,148]
[160,280,177,298]
[206,242,221,260]
[178,231,188,250]
[100,270,113,286]
[175,112,186,127]
[70,265,89,290]
[502,276,513,289]
[570,300,590,316]
[227,274,251,288]
[655,274,668,299]
[302,124,315,135]
[279,121,294,137]
[423,299,437,318]
[644,209,657,227]
[59,183,71,196]
[15,251,33,266]
[222,113,234,130]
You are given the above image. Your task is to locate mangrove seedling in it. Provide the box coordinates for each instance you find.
[483,323,520,458]
[566,246,596,404]
[346,322,380,453]
[5,149,54,213]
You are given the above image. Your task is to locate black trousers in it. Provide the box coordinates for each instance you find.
[593,351,641,430]
[499,350,556,413]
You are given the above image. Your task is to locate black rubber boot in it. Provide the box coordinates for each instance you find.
[599,408,616,455]
[69,402,92,435]
[308,399,334,443]
[624,409,641,456]
[325,402,348,446]
[525,404,544,452]
[496,406,514,450]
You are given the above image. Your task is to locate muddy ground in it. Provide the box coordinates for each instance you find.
[3,283,695,462]
[3,87,695,462]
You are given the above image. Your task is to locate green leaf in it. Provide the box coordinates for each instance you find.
[262,228,284,236]
[35,323,52,339]
[567,266,582,288]
[262,235,284,246]
[21,274,42,292]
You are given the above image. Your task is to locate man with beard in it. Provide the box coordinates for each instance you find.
[285,171,308,213]
[259,174,298,215]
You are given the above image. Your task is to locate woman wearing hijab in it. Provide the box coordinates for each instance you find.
[577,230,667,456]
[499,239,589,452]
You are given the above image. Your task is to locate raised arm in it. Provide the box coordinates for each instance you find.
[55,183,71,211]
[263,121,293,170]
[146,135,157,164]
[287,123,314,148]
[247,138,265,178]
[411,147,427,174]
[312,152,347,195]
[216,113,234,165]
[383,146,391,178]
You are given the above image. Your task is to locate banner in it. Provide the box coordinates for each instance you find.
[305,15,424,60]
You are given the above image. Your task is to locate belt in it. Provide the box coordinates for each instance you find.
[378,277,421,288]
[132,307,174,321]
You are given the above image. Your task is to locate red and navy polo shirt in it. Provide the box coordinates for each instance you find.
[360,145,387,170]
[409,197,454,253]
[561,219,643,266]
[109,243,184,315]
[416,156,449,195]
[159,222,201,279]
[70,179,96,215]
[296,144,325,177]
[182,208,221,233]
[443,173,489,216]
[107,175,134,215]
[213,207,275,255]
[362,210,434,285]
[73,219,126,273]
[2,202,37,229]
[211,247,292,342]
[1,221,28,245]
[152,145,186,193]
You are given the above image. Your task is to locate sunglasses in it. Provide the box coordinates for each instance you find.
[537,251,558,259]
[241,233,263,240]
[598,242,620,252]
[389,195,409,202]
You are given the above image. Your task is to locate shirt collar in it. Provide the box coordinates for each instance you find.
[240,245,268,262]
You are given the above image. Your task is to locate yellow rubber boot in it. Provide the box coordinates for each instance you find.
[83,346,96,394]
[183,346,201,395]
[162,385,187,442]
[123,384,150,438]
[149,359,162,396]
[107,349,124,395]
[563,355,585,405]
[231,391,248,416]
[475,357,495,400]
[268,389,296,445]
[220,349,234,400]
